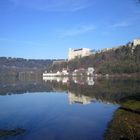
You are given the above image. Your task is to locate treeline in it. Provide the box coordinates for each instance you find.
[50,45,140,74]
[0,57,53,72]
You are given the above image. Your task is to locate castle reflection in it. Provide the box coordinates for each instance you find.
[0,72,139,106]
[0,72,139,139]
[43,76,96,104]
[68,91,94,105]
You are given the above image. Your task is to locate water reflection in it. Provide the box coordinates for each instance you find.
[0,72,140,105]
[68,91,94,105]
[43,76,95,86]
[0,72,139,140]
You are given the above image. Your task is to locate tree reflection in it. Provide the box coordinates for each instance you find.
[0,72,139,105]
[0,72,140,139]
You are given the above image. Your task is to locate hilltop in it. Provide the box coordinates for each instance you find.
[50,42,140,75]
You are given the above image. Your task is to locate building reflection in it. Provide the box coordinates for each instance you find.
[68,91,94,105]
[43,76,69,84]
[43,76,95,86]
[86,77,95,86]
[0,72,139,107]
[0,72,139,139]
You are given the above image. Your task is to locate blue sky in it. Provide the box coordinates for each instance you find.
[0,0,140,59]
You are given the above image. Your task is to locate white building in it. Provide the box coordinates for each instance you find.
[68,48,93,61]
[62,69,69,75]
[133,39,140,46]
[86,67,95,76]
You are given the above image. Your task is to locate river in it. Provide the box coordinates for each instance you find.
[0,72,139,140]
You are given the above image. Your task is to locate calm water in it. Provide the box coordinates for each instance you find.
[0,73,139,140]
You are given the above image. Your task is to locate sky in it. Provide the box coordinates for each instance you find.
[0,0,140,59]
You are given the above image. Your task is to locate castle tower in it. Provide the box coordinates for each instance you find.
[68,48,73,61]
[133,39,140,46]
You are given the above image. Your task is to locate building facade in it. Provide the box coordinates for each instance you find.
[68,48,93,61]
[133,39,140,46]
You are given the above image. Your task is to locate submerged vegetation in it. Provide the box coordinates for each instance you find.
[105,109,140,140]
[0,128,25,137]
[105,93,140,140]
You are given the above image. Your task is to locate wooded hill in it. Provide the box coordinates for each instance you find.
[0,57,53,73]
[50,44,140,74]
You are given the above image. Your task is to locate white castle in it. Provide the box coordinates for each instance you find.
[133,39,140,46]
[68,48,93,61]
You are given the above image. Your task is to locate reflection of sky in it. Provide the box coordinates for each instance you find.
[0,92,118,140]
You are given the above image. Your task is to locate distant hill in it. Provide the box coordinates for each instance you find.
[0,57,54,73]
